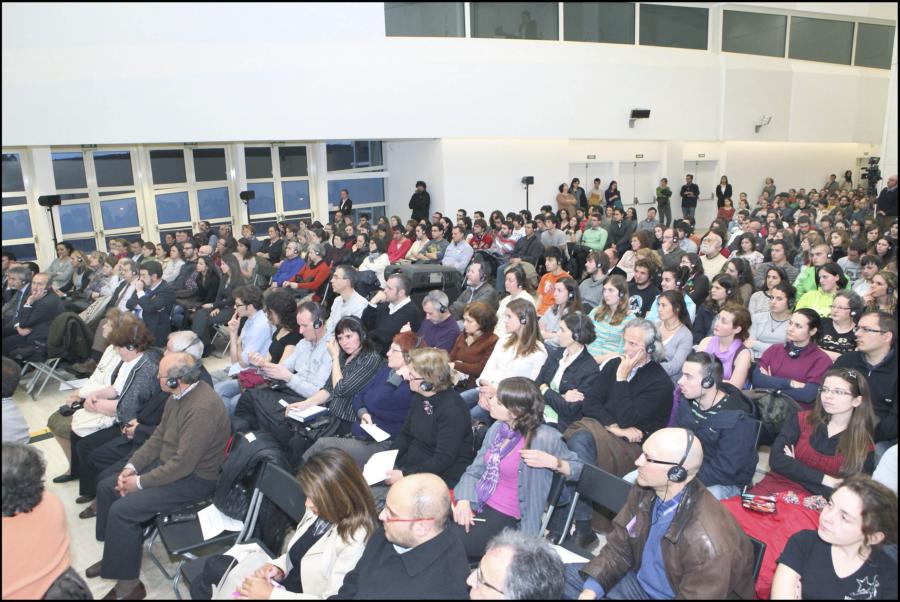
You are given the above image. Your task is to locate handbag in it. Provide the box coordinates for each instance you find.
[211,542,273,600]
[79,294,111,325]
[237,369,268,391]
[71,408,117,437]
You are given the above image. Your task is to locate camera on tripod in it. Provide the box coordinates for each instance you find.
[861,156,882,196]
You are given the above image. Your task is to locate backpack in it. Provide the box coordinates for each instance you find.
[743,389,799,447]
[213,431,290,520]
[46,312,92,364]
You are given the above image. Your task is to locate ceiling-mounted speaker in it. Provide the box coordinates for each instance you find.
[630,109,651,119]
[38,195,62,207]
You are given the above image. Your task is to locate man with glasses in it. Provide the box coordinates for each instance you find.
[1,271,63,361]
[658,227,685,271]
[468,529,564,600]
[835,311,898,449]
[270,241,305,287]
[324,265,367,337]
[571,428,754,600]
[334,473,469,599]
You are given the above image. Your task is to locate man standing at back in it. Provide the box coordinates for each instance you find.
[334,473,470,599]
[680,174,699,221]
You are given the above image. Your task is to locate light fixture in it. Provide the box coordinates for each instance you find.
[754,115,772,133]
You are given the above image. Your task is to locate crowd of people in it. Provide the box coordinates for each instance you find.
[2,171,898,600]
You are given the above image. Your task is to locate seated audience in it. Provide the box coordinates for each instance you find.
[1,271,63,361]
[692,273,743,343]
[538,277,581,348]
[680,252,710,306]
[747,280,795,360]
[125,260,175,347]
[256,225,284,264]
[415,290,460,351]
[796,262,849,317]
[86,353,231,600]
[656,290,694,383]
[386,226,412,263]
[627,258,660,318]
[564,319,674,533]
[818,289,864,361]
[449,301,499,392]
[851,254,883,298]
[171,255,218,330]
[752,308,833,407]
[578,251,608,312]
[442,225,475,275]
[334,473,470,599]
[494,264,536,339]
[587,275,636,363]
[753,238,799,290]
[675,352,759,499]
[697,303,753,388]
[386,348,475,489]
[324,264,368,337]
[771,475,897,600]
[270,240,305,286]
[571,428,755,600]
[794,243,832,298]
[2,443,91,600]
[361,272,423,355]
[191,448,378,599]
[645,265,697,323]
[748,265,789,315]
[618,230,655,282]
[453,377,583,559]
[536,312,603,433]
[467,529,565,600]
[358,237,389,289]
[535,247,571,316]
[723,257,755,307]
[751,368,875,499]
[699,228,729,276]
[864,270,898,315]
[464,299,547,422]
[449,260,499,321]
[835,311,897,447]
[281,243,330,301]
[190,253,244,355]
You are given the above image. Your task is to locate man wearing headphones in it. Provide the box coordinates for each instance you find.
[674,352,759,500]
[573,428,755,600]
[414,290,460,352]
[87,352,231,600]
[324,265,368,337]
[449,260,499,322]
[699,229,728,276]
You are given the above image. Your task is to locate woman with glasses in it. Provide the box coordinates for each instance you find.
[817,290,864,362]
[796,263,849,318]
[451,377,583,559]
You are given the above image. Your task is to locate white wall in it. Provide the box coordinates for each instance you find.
[1,3,893,146]
[384,140,443,219]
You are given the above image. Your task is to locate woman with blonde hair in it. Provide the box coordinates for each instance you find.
[864,270,897,315]
[588,275,635,363]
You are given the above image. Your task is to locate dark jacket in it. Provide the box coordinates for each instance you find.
[110,350,162,425]
[171,259,198,292]
[692,303,717,344]
[333,527,469,600]
[835,349,897,442]
[15,290,64,344]
[680,183,700,208]
[350,364,412,439]
[408,190,431,222]
[449,283,499,320]
[126,280,176,347]
[876,185,898,217]
[361,300,423,356]
[510,233,544,267]
[581,478,755,599]
[715,183,733,208]
[339,196,353,215]
[675,384,759,488]
[449,332,498,390]
[537,346,603,432]
[194,271,220,306]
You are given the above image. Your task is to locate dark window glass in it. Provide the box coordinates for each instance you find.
[2,243,37,261]
[247,182,276,215]
[58,204,95,235]
[150,149,186,185]
[52,151,88,190]
[93,151,134,188]
[2,153,25,193]
[278,146,309,177]
[68,238,98,254]
[105,233,142,249]
[564,2,634,45]
[245,147,273,179]
[193,148,228,182]
[2,210,33,239]
[197,187,231,220]
[722,11,786,58]
[56,193,90,202]
[2,196,27,207]
[471,2,559,40]
[855,23,894,69]
[249,218,279,238]
[155,191,191,224]
[385,2,465,37]
[639,4,708,50]
[100,197,140,229]
[282,181,311,213]
[326,141,384,171]
[789,17,853,65]
[327,178,385,208]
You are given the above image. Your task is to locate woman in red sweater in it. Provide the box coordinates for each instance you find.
[285,243,330,301]
[450,301,499,390]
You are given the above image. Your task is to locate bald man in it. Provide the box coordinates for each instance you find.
[334,473,469,599]
[573,428,755,600]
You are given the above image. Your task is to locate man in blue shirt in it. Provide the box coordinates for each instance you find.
[442,225,474,275]
[569,427,755,600]
[270,241,305,287]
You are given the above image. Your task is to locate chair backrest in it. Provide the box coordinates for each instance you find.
[578,463,633,515]
[749,535,766,582]
[252,462,306,526]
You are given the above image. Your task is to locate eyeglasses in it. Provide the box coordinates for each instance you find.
[829,304,850,311]
[472,567,506,596]
[381,505,435,524]
[854,326,886,334]
[639,452,680,467]
[234,303,246,309]
[821,386,853,397]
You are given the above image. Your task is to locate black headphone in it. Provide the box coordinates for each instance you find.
[167,375,179,389]
[700,360,716,390]
[519,312,528,325]
[667,430,695,483]
[646,340,656,355]
[786,342,802,359]
[303,302,325,330]
[888,285,896,297]
[419,380,434,392]
[568,288,576,301]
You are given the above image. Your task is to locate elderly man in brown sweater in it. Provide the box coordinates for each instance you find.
[85,352,230,600]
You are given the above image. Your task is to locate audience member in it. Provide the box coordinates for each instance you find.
[817,289,863,361]
[494,264,536,339]
[587,275,635,362]
[655,290,695,383]
[747,280,795,360]
[852,254,883,297]
[692,273,742,343]
[324,264,368,336]
[1,357,28,444]
[468,529,565,600]
[796,262,849,317]
[680,252,709,305]
[794,243,833,297]
[412,290,460,351]
[449,260,499,322]
[449,301,499,391]
[697,304,753,388]
[361,272,423,355]
[282,243,330,300]
[1,271,64,360]
[359,237,389,288]
[538,277,581,347]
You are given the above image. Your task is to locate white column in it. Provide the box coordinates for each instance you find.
[308,142,330,222]
[26,147,57,267]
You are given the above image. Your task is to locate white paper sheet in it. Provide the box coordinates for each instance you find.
[551,544,589,564]
[363,449,399,485]
[227,363,242,377]
[197,504,244,541]
[359,422,391,443]
[59,378,89,391]
[287,405,327,422]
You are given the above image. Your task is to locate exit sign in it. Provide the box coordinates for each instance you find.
[698,153,706,158]
[635,154,644,159]
[587,154,596,160]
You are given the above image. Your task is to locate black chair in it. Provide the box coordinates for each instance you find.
[556,463,632,547]
[742,417,764,496]
[539,472,568,536]
[749,535,766,583]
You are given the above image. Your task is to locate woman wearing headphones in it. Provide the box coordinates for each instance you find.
[692,273,743,344]
[796,263,849,318]
[696,303,754,389]
[451,378,584,559]
[587,275,636,363]
[538,277,582,348]
[449,301,499,391]
[817,289,864,361]
[645,265,697,323]
[387,347,474,489]
[680,252,710,306]
[534,312,603,432]
[747,281,795,360]
[864,270,898,316]
[657,290,694,383]
[494,264,536,340]
[465,298,547,422]
[752,308,834,407]
[723,257,754,308]
[748,265,789,316]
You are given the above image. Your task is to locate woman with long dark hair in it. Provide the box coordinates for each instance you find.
[692,273,743,343]
[680,252,710,306]
[538,277,582,347]
[191,253,245,355]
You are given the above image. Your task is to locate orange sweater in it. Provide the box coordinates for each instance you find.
[2,492,70,599]
[536,270,571,316]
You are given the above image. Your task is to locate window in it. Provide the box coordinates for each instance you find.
[150,149,187,185]
[2,196,27,207]
[471,2,558,41]
[99,197,140,230]
[58,204,95,235]
[68,238,98,254]
[93,151,134,187]
[245,147,273,179]
[247,182,276,216]
[155,191,191,224]
[278,146,309,177]
[789,17,853,65]
[326,140,385,171]
[722,11,786,58]
[328,179,385,207]
[282,181,311,212]
[52,151,88,190]
[855,23,894,69]
[385,2,465,37]
[2,243,37,261]
[193,148,228,182]
[2,153,25,192]
[564,3,634,45]
[197,187,231,220]
[639,4,708,50]
[2,210,32,239]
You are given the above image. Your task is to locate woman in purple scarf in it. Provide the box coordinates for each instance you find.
[451,377,583,560]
